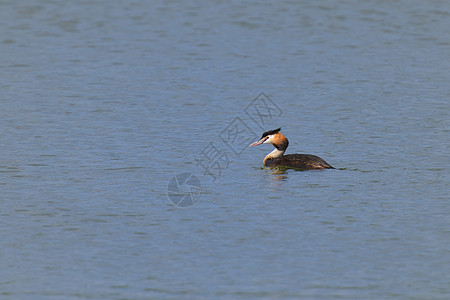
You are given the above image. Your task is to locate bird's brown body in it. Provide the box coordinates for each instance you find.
[264,153,334,169]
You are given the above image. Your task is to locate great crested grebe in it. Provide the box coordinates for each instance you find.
[249,128,334,170]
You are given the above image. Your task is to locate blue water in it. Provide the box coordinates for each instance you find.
[1,0,449,299]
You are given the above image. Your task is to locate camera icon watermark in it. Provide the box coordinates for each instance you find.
[167,173,202,208]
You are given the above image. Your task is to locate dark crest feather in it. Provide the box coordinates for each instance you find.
[261,128,281,138]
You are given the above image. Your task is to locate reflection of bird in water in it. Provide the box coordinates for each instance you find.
[249,128,334,170]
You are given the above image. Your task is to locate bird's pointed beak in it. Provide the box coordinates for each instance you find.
[249,137,267,147]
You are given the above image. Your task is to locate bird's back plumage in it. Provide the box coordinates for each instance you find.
[264,154,334,170]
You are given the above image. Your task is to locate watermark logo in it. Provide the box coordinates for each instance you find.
[195,142,229,182]
[220,117,257,156]
[167,173,202,208]
[245,92,282,129]
[167,92,283,208]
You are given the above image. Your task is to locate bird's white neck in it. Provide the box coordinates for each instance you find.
[264,148,285,164]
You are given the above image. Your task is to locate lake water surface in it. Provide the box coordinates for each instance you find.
[1,0,449,299]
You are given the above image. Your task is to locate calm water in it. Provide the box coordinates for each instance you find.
[1,0,449,299]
